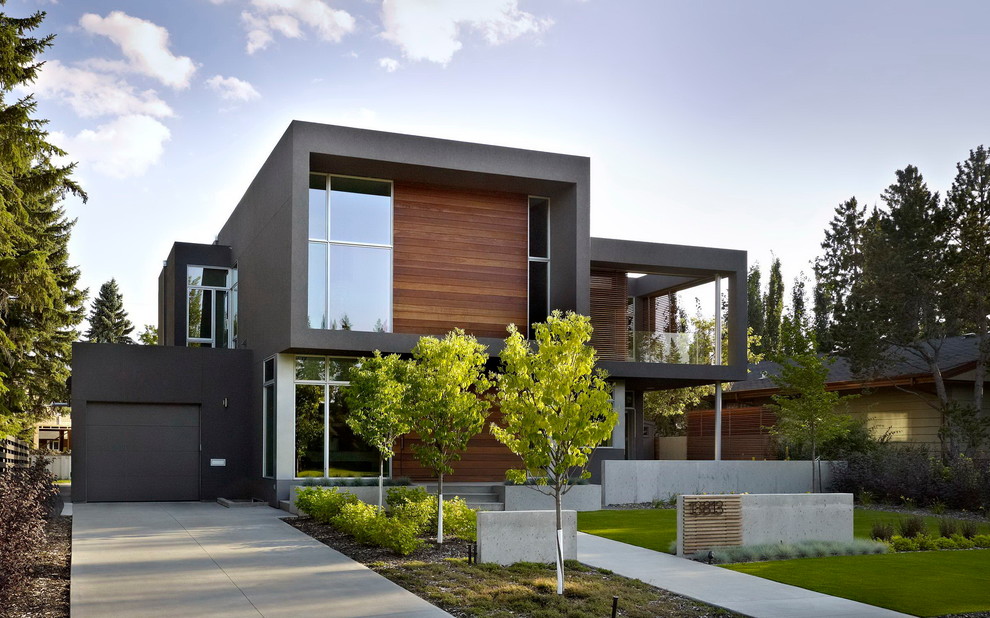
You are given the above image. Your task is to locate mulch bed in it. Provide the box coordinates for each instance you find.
[3,515,71,618]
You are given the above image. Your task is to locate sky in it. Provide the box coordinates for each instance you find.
[10,0,990,332]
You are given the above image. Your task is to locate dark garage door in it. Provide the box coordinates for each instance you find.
[86,403,200,502]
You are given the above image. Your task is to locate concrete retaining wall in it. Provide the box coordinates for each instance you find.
[603,460,838,504]
[741,493,853,545]
[477,510,577,565]
[501,485,601,511]
[676,493,853,555]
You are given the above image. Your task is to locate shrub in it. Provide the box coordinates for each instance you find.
[0,457,57,602]
[937,518,958,538]
[914,535,938,551]
[930,500,946,514]
[959,519,980,539]
[295,487,359,523]
[301,476,413,487]
[871,521,895,541]
[441,496,477,542]
[387,486,435,533]
[933,536,957,550]
[949,534,975,549]
[691,539,887,563]
[890,536,918,552]
[897,515,927,539]
[331,500,424,555]
[972,534,990,548]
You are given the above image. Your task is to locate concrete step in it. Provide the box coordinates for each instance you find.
[469,502,504,512]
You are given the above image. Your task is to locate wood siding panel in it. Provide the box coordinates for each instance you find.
[590,270,628,361]
[687,406,777,460]
[392,408,523,482]
[843,390,942,451]
[393,182,528,338]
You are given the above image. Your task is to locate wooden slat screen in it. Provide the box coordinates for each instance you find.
[686,406,777,460]
[590,269,628,361]
[647,292,678,333]
[680,495,742,555]
[392,182,528,339]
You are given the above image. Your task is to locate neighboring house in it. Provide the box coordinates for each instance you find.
[71,122,748,504]
[687,335,990,460]
[34,412,71,452]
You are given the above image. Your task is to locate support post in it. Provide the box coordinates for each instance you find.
[714,275,723,461]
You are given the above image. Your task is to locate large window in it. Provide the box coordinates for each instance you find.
[262,357,275,478]
[528,196,550,337]
[187,266,235,348]
[308,174,392,332]
[293,355,380,478]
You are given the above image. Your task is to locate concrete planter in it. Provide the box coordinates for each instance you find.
[477,510,577,565]
[501,484,602,511]
[288,485,386,515]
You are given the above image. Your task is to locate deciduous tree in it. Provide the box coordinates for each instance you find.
[406,329,490,543]
[492,311,615,595]
[344,351,412,509]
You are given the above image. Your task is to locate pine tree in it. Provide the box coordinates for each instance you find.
[813,198,866,354]
[85,279,134,344]
[0,7,87,437]
[762,257,784,356]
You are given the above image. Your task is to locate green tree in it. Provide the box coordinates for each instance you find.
[137,324,158,345]
[491,311,615,595]
[768,323,856,492]
[747,264,765,355]
[344,351,412,509]
[406,329,491,543]
[84,279,134,344]
[813,197,867,354]
[763,257,784,356]
[0,6,86,437]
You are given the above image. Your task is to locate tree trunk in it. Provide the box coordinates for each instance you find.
[554,486,564,595]
[810,436,817,493]
[930,358,954,459]
[378,457,384,512]
[437,472,444,544]
[974,331,987,424]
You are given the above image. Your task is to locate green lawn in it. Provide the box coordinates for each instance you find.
[577,509,677,553]
[724,549,990,617]
[578,507,990,555]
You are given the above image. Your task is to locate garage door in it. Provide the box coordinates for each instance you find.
[86,403,200,502]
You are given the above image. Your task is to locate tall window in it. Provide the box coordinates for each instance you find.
[262,357,275,478]
[293,355,380,478]
[187,266,234,348]
[308,174,392,332]
[528,196,550,337]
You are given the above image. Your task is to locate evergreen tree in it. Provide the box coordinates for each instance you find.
[0,6,86,437]
[746,264,765,354]
[85,279,134,344]
[762,257,784,356]
[813,198,866,354]
[137,324,158,345]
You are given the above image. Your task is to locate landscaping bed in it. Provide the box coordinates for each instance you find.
[287,516,737,617]
[4,515,71,618]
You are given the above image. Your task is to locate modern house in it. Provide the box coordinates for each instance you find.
[71,122,747,504]
[686,335,990,459]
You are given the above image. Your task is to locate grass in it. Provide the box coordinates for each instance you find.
[371,558,734,617]
[724,549,990,617]
[577,507,990,554]
[577,509,676,553]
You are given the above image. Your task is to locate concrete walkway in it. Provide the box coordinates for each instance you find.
[577,532,911,618]
[71,502,450,617]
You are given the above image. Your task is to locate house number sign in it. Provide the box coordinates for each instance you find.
[688,500,725,516]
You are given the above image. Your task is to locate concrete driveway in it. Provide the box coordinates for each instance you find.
[71,502,450,617]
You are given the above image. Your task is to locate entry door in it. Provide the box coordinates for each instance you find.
[86,403,200,502]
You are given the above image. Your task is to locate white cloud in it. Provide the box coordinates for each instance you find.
[30,60,173,118]
[206,75,261,101]
[79,11,197,89]
[51,115,171,179]
[242,0,355,53]
[381,0,552,65]
[378,57,400,72]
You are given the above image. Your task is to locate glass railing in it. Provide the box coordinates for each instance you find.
[628,330,718,365]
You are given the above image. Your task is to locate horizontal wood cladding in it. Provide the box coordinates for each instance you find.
[393,182,528,338]
[393,409,523,482]
[590,269,628,361]
[687,406,777,460]
[681,495,743,555]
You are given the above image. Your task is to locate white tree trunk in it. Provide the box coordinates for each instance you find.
[437,473,444,544]
[378,458,384,512]
[555,488,564,595]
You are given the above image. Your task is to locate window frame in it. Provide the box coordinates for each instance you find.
[262,356,276,479]
[308,173,394,332]
[527,196,551,338]
[186,264,233,348]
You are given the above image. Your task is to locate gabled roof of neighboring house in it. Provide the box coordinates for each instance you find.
[724,335,984,398]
